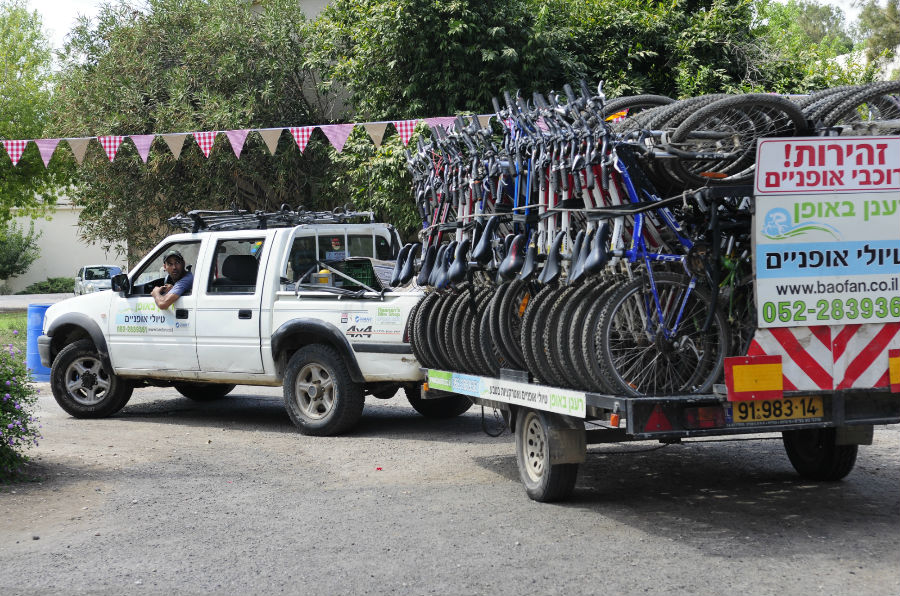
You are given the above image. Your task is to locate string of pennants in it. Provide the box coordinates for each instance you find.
[0,115,505,168]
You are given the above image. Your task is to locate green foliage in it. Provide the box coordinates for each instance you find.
[0,337,41,480]
[859,0,900,63]
[16,277,74,294]
[0,221,41,281]
[50,0,333,260]
[0,313,26,353]
[0,0,71,222]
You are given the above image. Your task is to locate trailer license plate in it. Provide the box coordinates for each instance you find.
[729,396,824,425]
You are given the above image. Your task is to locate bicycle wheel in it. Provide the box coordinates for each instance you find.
[552,280,605,390]
[412,292,441,369]
[668,94,809,186]
[492,280,529,370]
[467,286,498,376]
[822,81,900,134]
[597,272,731,396]
[519,285,558,385]
[580,275,631,394]
[567,277,618,392]
[443,289,474,373]
[539,284,584,388]
[432,286,467,371]
[527,286,567,386]
[603,94,675,122]
[479,293,510,376]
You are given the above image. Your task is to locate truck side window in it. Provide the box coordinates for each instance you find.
[287,237,317,283]
[132,241,201,295]
[207,238,264,294]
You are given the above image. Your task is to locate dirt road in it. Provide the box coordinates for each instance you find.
[2,385,898,595]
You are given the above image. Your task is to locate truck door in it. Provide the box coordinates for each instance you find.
[195,235,267,373]
[107,241,202,371]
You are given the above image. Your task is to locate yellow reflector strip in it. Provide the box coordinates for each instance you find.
[731,363,783,393]
[890,355,900,386]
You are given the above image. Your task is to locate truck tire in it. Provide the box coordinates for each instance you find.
[173,382,236,401]
[283,344,364,436]
[515,408,578,502]
[50,339,134,418]
[782,428,858,481]
[403,382,472,418]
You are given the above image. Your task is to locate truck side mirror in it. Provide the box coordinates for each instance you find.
[111,273,131,294]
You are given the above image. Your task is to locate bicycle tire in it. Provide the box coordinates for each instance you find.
[432,285,467,371]
[426,290,453,370]
[801,84,863,122]
[442,289,473,373]
[527,285,567,387]
[497,279,535,371]
[519,285,558,385]
[597,272,731,396]
[479,293,510,376]
[412,291,441,369]
[603,94,675,121]
[821,81,900,132]
[551,280,602,389]
[464,286,496,375]
[539,284,584,388]
[579,275,630,393]
[567,276,619,392]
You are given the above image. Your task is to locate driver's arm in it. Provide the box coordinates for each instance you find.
[151,284,179,310]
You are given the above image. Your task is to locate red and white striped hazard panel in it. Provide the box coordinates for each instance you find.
[746,323,900,391]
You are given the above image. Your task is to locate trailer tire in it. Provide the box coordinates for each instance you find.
[283,344,364,436]
[404,383,472,418]
[782,428,858,481]
[515,409,578,502]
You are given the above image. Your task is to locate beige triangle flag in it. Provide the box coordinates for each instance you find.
[66,138,90,165]
[162,133,188,159]
[363,122,388,148]
[258,128,283,155]
[477,115,493,129]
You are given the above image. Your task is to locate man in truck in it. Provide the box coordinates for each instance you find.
[151,249,194,309]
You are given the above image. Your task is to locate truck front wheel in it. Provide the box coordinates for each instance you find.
[782,428,858,481]
[50,339,133,418]
[283,344,364,436]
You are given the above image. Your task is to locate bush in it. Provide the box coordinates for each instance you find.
[0,339,42,480]
[0,221,42,281]
[16,277,75,294]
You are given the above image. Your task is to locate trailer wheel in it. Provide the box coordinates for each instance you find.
[782,428,858,481]
[515,409,578,502]
[403,383,472,418]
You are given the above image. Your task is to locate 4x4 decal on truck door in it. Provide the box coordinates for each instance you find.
[346,325,373,338]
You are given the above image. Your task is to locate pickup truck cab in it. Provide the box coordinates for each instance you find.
[38,209,470,435]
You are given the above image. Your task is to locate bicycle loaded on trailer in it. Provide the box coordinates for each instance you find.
[391,81,900,501]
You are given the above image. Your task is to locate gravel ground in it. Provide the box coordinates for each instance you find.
[1,384,898,596]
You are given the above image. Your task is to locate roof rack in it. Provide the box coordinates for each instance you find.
[167,205,375,233]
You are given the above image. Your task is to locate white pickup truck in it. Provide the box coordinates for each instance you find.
[38,209,470,435]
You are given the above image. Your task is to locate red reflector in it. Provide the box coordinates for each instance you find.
[684,406,726,429]
[644,404,672,432]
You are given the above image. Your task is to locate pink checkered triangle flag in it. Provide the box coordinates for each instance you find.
[424,117,456,132]
[97,136,125,161]
[319,124,354,153]
[391,120,419,145]
[193,131,218,158]
[225,129,250,159]
[130,135,155,163]
[289,126,313,153]
[2,140,28,166]
[35,139,60,167]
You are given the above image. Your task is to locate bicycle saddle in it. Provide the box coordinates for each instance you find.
[537,231,566,285]
[424,244,445,287]
[390,243,413,287]
[447,238,471,285]
[569,229,593,285]
[497,233,527,281]
[399,243,421,285]
[566,230,586,285]
[416,244,437,286]
[583,222,611,276]
[433,241,457,289]
[517,239,539,282]
[472,216,500,265]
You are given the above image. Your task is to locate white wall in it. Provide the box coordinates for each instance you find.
[6,201,126,294]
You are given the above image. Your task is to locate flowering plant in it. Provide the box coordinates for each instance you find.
[0,339,42,480]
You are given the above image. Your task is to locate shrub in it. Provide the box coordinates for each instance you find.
[0,337,42,480]
[16,277,75,294]
[0,221,42,281]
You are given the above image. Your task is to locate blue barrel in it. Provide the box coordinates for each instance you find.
[26,304,51,382]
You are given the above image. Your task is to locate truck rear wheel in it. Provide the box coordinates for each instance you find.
[50,339,133,418]
[782,428,858,481]
[173,382,236,401]
[283,344,364,436]
[515,409,578,502]
[403,382,472,418]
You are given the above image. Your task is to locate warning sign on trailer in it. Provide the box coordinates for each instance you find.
[754,137,900,328]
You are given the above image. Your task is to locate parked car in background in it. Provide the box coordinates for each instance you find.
[74,265,123,295]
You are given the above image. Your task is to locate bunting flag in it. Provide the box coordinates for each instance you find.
[35,139,60,167]
[162,133,187,159]
[289,126,313,153]
[2,140,28,166]
[225,129,249,159]
[425,117,457,132]
[392,120,418,145]
[193,131,218,158]
[319,124,354,153]
[535,117,549,132]
[130,135,155,163]
[477,115,493,129]
[67,138,90,164]
[363,122,388,148]
[259,128,283,155]
[98,136,125,161]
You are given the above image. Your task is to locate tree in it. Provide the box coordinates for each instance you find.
[50,0,333,260]
[858,0,900,63]
[0,220,41,282]
[0,0,70,222]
